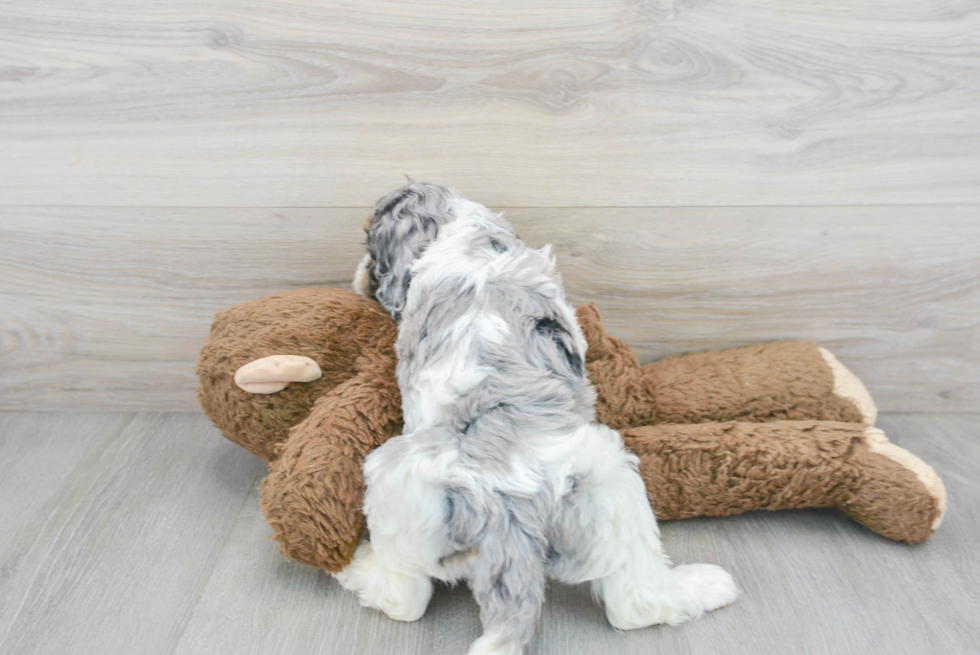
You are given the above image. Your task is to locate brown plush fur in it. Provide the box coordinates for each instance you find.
[197,288,944,574]
[198,289,404,571]
[198,289,401,462]
[576,303,865,428]
[621,422,938,544]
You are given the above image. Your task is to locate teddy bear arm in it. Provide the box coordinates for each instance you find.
[640,342,875,425]
[260,373,403,573]
[261,432,367,573]
[621,420,944,543]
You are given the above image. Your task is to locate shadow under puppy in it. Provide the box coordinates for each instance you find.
[337,182,738,655]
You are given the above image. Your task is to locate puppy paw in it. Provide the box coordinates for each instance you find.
[602,562,738,631]
[671,563,739,614]
[334,541,432,622]
[605,564,738,630]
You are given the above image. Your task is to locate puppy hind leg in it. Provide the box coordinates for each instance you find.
[597,466,737,629]
[555,425,738,630]
[466,501,547,655]
[335,433,438,622]
[333,537,433,622]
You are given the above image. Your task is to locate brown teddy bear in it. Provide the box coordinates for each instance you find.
[197,288,946,574]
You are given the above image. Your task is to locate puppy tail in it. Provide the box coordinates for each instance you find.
[463,495,547,655]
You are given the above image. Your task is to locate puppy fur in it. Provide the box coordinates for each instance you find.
[340,182,738,655]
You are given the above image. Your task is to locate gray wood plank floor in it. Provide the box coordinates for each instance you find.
[0,412,977,655]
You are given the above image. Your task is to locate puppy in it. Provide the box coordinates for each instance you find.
[339,182,738,655]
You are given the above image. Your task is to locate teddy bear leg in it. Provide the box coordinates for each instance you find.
[840,427,947,543]
[621,421,946,543]
[641,342,875,425]
[622,422,860,520]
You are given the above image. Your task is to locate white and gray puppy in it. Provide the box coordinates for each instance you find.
[340,182,738,655]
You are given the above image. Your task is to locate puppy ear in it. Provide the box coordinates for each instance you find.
[372,230,430,320]
[367,183,456,318]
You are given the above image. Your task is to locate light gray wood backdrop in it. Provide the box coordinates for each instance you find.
[1,0,978,411]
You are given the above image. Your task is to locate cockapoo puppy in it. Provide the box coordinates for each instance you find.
[340,182,738,655]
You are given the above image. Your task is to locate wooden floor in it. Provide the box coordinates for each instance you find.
[0,411,977,655]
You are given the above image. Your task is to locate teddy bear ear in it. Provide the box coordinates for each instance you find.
[234,355,323,394]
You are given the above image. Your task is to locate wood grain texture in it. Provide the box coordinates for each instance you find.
[0,412,266,655]
[1,411,977,654]
[0,206,366,410]
[0,0,978,206]
[2,205,977,411]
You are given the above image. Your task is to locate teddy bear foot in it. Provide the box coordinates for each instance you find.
[842,427,947,543]
[819,348,877,425]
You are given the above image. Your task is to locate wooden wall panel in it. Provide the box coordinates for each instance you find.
[0,0,978,206]
[1,206,976,411]
[1,0,977,411]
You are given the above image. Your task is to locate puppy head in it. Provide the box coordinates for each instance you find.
[357,181,461,320]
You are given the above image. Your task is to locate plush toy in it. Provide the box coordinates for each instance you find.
[197,288,946,574]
